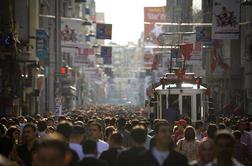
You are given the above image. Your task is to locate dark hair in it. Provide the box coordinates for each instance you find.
[58,116,66,122]
[89,122,102,132]
[24,123,37,132]
[105,126,116,139]
[218,123,226,130]
[36,134,67,157]
[215,130,235,145]
[207,123,218,139]
[109,132,123,146]
[0,136,14,157]
[154,119,170,133]
[71,125,85,137]
[37,120,47,132]
[195,121,203,130]
[6,126,19,139]
[184,126,196,141]
[117,118,127,128]
[0,124,6,135]
[82,140,97,154]
[56,122,73,140]
[233,130,242,140]
[131,125,147,144]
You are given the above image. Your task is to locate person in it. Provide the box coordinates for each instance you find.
[233,130,250,166]
[237,120,252,156]
[205,123,218,140]
[212,130,243,166]
[32,133,67,166]
[6,126,20,144]
[177,126,200,162]
[195,121,204,141]
[104,126,116,142]
[174,119,187,143]
[137,120,188,166]
[88,122,109,157]
[37,120,47,138]
[116,125,147,166]
[100,133,124,166]
[116,118,132,147]
[74,140,108,166]
[69,125,86,160]
[191,139,215,166]
[17,123,37,166]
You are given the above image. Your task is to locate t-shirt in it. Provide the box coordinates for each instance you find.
[97,139,109,157]
[152,147,169,166]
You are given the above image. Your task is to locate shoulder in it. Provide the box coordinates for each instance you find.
[169,150,188,162]
[98,140,109,147]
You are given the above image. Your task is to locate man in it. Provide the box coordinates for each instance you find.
[137,120,188,166]
[33,133,67,166]
[18,123,37,166]
[88,122,109,157]
[75,140,108,166]
[100,132,124,166]
[174,119,187,143]
[69,125,86,160]
[116,125,147,166]
[116,118,132,147]
[233,130,249,166]
[238,119,252,156]
[212,130,243,166]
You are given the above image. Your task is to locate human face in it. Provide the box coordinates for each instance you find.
[23,127,36,143]
[216,138,233,160]
[88,125,101,141]
[156,125,172,147]
[47,119,54,126]
[33,147,64,166]
[199,141,215,163]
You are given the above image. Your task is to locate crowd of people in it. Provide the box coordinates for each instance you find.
[0,104,252,166]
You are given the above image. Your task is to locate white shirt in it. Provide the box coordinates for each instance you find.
[152,147,169,166]
[144,135,152,150]
[69,143,85,160]
[97,139,109,157]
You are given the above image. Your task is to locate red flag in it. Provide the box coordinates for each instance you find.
[180,43,193,60]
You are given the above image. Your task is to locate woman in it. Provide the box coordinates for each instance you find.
[6,126,20,144]
[177,126,200,162]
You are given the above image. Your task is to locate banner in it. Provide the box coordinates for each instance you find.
[36,29,48,60]
[212,0,240,39]
[96,23,112,39]
[144,7,166,70]
[101,46,112,64]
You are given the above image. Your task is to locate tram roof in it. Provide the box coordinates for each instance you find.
[155,83,207,90]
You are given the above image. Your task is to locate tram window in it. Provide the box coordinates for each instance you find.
[196,94,201,120]
[182,96,191,118]
[168,95,179,109]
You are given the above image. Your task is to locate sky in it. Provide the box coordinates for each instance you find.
[95,0,202,45]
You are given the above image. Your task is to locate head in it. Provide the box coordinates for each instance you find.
[37,120,47,132]
[69,125,86,144]
[0,124,6,136]
[214,130,235,161]
[88,122,102,141]
[218,123,226,130]
[130,125,147,146]
[56,121,73,141]
[154,120,172,149]
[117,118,127,129]
[0,136,15,158]
[47,117,55,126]
[207,123,218,139]
[237,120,248,132]
[82,140,97,156]
[198,139,215,163]
[233,130,242,141]
[105,126,116,141]
[108,132,123,148]
[6,126,20,142]
[184,126,196,141]
[23,123,37,143]
[195,121,203,132]
[33,134,67,166]
[175,119,187,131]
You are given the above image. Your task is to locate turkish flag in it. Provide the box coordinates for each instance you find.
[180,43,193,60]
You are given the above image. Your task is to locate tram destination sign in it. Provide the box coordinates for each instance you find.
[162,73,198,84]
